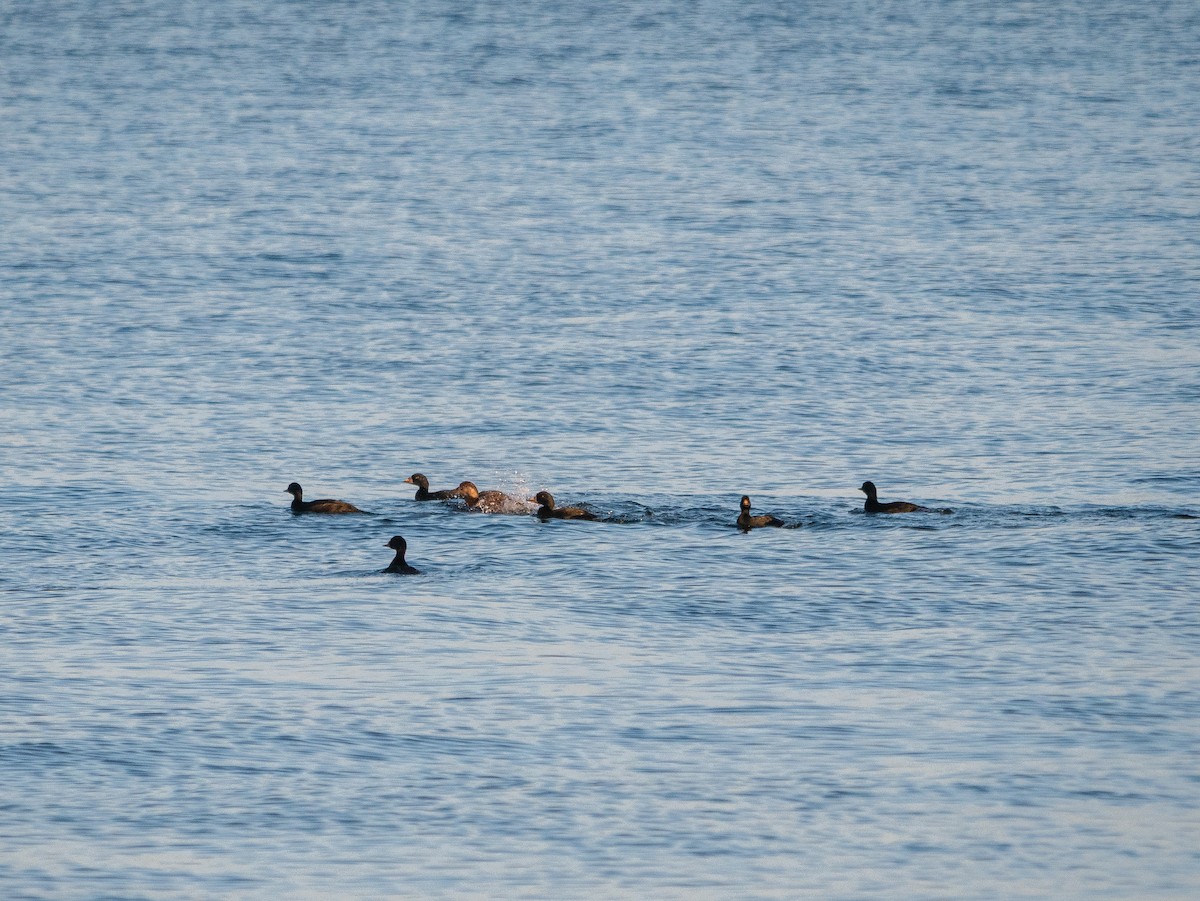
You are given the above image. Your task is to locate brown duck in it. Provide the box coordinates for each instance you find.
[286,482,364,515]
[404,473,462,501]
[737,495,784,532]
[530,491,597,521]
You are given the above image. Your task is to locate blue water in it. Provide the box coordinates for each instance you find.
[2,1,1199,897]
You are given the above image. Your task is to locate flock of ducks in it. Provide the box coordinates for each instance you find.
[286,474,954,575]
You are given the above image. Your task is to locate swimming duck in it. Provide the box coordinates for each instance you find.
[457,481,531,514]
[404,473,462,501]
[285,482,364,514]
[737,495,784,532]
[859,481,951,514]
[383,535,420,574]
[530,490,597,521]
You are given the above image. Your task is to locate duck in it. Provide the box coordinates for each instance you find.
[737,495,784,532]
[404,473,462,501]
[530,490,597,521]
[859,481,952,514]
[285,482,364,514]
[457,481,531,514]
[383,535,420,574]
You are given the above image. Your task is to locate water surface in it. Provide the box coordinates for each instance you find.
[2,1,1199,898]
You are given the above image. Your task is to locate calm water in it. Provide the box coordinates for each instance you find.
[2,1,1199,898]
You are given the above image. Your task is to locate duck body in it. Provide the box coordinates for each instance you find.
[737,495,784,532]
[383,535,420,574]
[286,482,364,514]
[859,481,951,514]
[404,473,462,501]
[530,490,597,521]
[457,481,531,514]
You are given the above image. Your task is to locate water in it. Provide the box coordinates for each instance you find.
[2,1,1199,897]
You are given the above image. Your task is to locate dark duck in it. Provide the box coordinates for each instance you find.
[285,482,365,514]
[530,491,597,521]
[404,473,462,501]
[859,481,952,514]
[737,495,784,532]
[383,535,420,574]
